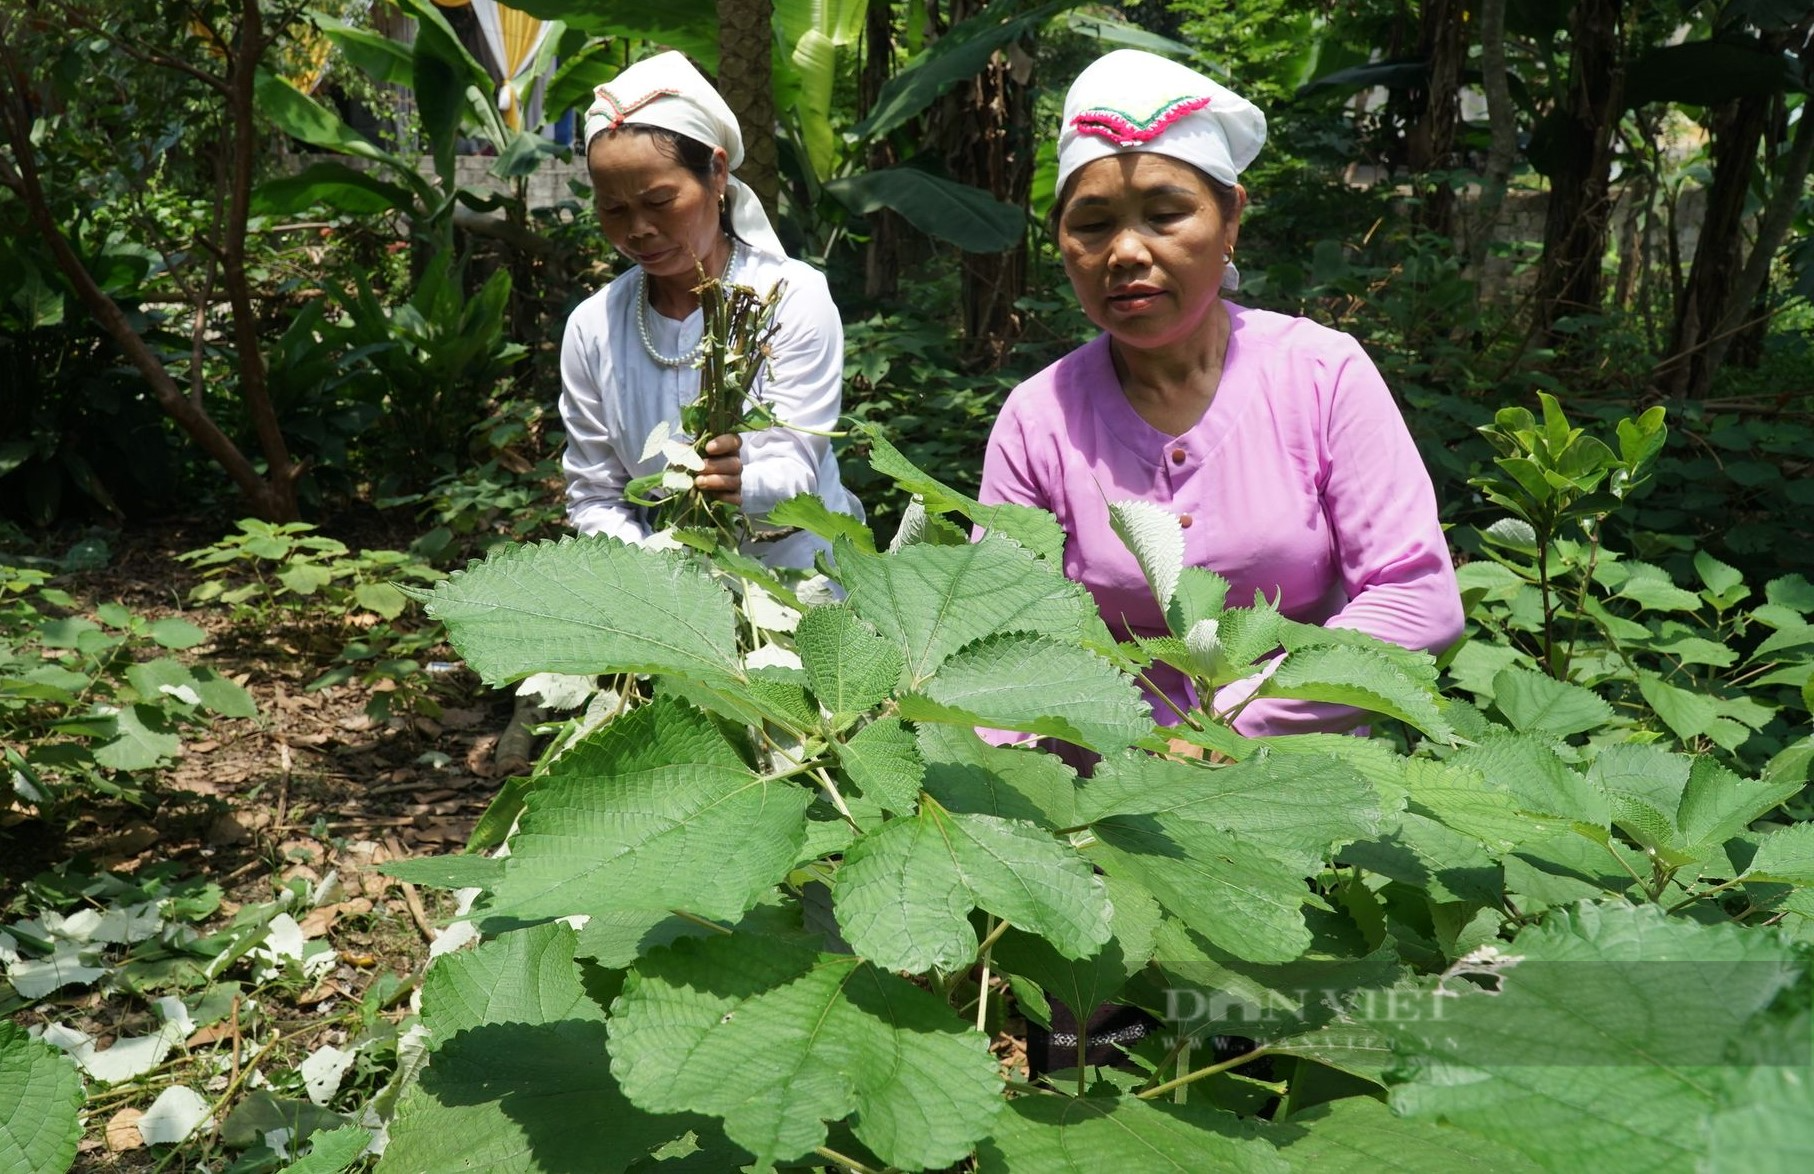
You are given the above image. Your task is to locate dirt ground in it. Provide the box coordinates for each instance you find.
[2,515,514,1170]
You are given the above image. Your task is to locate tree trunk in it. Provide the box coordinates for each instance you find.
[860,0,901,301]
[1658,52,1814,398]
[1532,0,1624,339]
[1408,0,1465,240]
[931,0,1034,367]
[1468,0,1519,280]
[0,1,300,521]
[717,0,779,221]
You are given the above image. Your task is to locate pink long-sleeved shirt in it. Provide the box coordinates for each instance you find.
[979,304,1463,737]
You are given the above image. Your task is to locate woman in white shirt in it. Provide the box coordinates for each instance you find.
[560,51,863,569]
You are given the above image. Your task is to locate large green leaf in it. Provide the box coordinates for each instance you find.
[917,723,1081,829]
[826,167,1025,252]
[0,1022,83,1174]
[422,536,741,686]
[901,633,1149,752]
[1380,903,1801,1171]
[1259,645,1453,740]
[1674,756,1800,856]
[855,0,1079,139]
[840,535,1103,687]
[506,0,717,69]
[1282,1096,1542,1171]
[1107,499,1185,611]
[609,934,1002,1170]
[975,1091,1286,1173]
[1741,821,1814,885]
[833,798,1112,972]
[994,873,1161,1017]
[1444,734,1609,830]
[92,704,180,771]
[1704,1064,1814,1173]
[797,605,903,727]
[1089,815,1315,963]
[253,161,418,217]
[472,698,809,928]
[254,69,393,164]
[832,718,925,813]
[1078,751,1381,871]
[1489,667,1615,737]
[419,922,598,1037]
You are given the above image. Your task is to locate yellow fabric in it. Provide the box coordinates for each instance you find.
[494,4,546,130]
[432,0,471,7]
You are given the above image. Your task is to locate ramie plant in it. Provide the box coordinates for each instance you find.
[361,432,1814,1173]
[0,561,255,812]
[1454,395,1814,774]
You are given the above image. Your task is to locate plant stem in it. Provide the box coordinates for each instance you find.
[975,916,1011,957]
[1667,874,1746,914]
[813,766,864,832]
[812,1144,885,1174]
[975,917,999,1033]
[1135,1046,1270,1101]
[669,908,734,935]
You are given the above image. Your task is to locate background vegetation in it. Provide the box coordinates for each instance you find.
[3,0,1812,1170]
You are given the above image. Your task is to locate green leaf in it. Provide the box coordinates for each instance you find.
[827,166,1025,252]
[833,719,925,813]
[189,669,258,718]
[384,1017,722,1173]
[1260,645,1453,740]
[422,536,741,687]
[1611,563,1703,613]
[93,704,181,771]
[917,723,1080,829]
[1165,566,1232,637]
[902,633,1148,752]
[610,934,1002,1170]
[1341,811,1504,905]
[1766,574,1814,613]
[766,494,877,554]
[1676,756,1800,856]
[1636,670,1719,741]
[797,605,902,726]
[380,855,506,891]
[1745,822,1814,885]
[473,698,808,928]
[419,923,599,1037]
[254,161,417,217]
[1380,903,1801,1171]
[1284,1096,1542,1171]
[1704,1064,1814,1173]
[1445,734,1608,830]
[1489,668,1614,737]
[855,0,1073,139]
[146,616,206,650]
[1108,499,1184,611]
[0,1022,83,1174]
[860,428,1066,560]
[994,873,1161,1015]
[975,1091,1286,1173]
[1089,815,1315,963]
[833,798,1111,971]
[254,69,394,164]
[1080,751,1382,872]
[351,582,408,619]
[277,1126,371,1174]
[840,535,1103,687]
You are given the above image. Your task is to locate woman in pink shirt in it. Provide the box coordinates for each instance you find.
[980,50,1463,740]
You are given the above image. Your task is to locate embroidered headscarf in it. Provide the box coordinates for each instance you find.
[1056,50,1266,290]
[584,51,784,257]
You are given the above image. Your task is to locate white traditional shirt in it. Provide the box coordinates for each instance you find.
[559,247,863,569]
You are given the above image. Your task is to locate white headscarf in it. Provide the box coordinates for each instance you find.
[1055,50,1266,290]
[584,51,785,257]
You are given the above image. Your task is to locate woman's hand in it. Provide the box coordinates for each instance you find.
[694,433,742,504]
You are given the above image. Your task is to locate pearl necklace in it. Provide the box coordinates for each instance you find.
[635,240,742,369]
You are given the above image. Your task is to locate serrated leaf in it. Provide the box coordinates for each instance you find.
[767,494,877,554]
[1741,821,1814,884]
[902,633,1148,753]
[834,799,1111,972]
[1704,1064,1814,1172]
[1446,734,1608,829]
[994,873,1159,1016]
[473,699,809,928]
[0,1022,83,1174]
[278,1125,371,1174]
[1261,645,1453,740]
[862,428,1065,560]
[421,536,740,686]
[379,854,506,890]
[797,605,902,726]
[383,1016,724,1173]
[1380,904,1801,1171]
[1285,1096,1542,1171]
[833,719,924,813]
[1340,811,1504,905]
[976,1091,1285,1173]
[1676,756,1800,856]
[1164,566,1231,636]
[1502,833,1643,910]
[917,723,1080,829]
[1397,758,1530,852]
[609,934,1002,1170]
[1089,816,1314,964]
[1079,751,1380,871]
[1612,562,1703,612]
[189,669,258,718]
[1637,670,1719,741]
[839,535,1104,687]
[420,923,600,1037]
[1490,667,1615,737]
[1108,499,1184,611]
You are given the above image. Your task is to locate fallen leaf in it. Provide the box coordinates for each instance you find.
[298,898,372,939]
[105,1108,145,1151]
[139,1085,212,1146]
